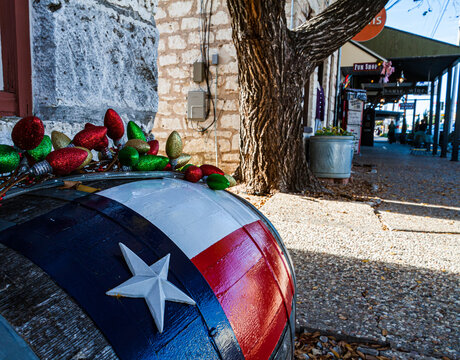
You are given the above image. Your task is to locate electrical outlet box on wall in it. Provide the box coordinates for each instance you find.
[187,90,208,121]
[193,61,205,83]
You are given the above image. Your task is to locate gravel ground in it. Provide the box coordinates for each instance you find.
[239,140,459,359]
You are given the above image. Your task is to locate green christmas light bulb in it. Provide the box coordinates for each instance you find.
[134,155,169,171]
[0,145,20,173]
[127,121,146,141]
[119,146,140,167]
[206,173,230,190]
[27,135,52,162]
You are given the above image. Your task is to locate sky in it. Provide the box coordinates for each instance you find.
[382,0,459,126]
[385,0,460,45]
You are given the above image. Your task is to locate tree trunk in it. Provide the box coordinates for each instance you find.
[227,0,388,195]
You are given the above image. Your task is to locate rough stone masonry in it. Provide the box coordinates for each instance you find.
[0,0,159,144]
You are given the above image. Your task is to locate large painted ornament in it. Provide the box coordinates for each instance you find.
[106,243,196,333]
[0,178,295,360]
[12,116,45,150]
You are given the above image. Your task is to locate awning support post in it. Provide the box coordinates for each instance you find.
[441,67,453,158]
[428,81,434,135]
[452,69,460,161]
[433,76,442,155]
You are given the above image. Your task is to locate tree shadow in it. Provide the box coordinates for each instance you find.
[376,199,459,226]
[290,248,459,359]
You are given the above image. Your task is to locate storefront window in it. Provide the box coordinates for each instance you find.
[0,0,32,117]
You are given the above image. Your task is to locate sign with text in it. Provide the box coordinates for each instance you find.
[352,8,386,42]
[383,86,428,96]
[353,62,380,72]
[399,103,415,110]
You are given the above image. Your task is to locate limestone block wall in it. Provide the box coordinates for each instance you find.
[153,0,239,173]
[30,0,159,130]
[154,0,339,173]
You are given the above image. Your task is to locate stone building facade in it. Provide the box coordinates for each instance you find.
[0,0,159,144]
[153,0,339,173]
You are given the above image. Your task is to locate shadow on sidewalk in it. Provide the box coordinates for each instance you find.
[291,248,459,359]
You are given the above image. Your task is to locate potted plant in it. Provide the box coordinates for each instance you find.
[309,126,355,179]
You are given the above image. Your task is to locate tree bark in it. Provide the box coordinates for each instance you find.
[227,0,388,195]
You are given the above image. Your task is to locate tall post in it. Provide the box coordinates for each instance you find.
[428,81,434,135]
[433,76,442,155]
[441,67,453,158]
[452,68,460,161]
[412,99,417,132]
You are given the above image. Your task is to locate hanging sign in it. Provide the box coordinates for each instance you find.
[353,63,380,72]
[399,103,415,110]
[352,8,386,42]
[383,86,428,96]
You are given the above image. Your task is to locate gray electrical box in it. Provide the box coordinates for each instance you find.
[193,61,205,83]
[187,90,208,121]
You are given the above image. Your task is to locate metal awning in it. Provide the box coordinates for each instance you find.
[390,55,460,83]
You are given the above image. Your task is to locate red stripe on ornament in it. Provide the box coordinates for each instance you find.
[244,221,295,313]
[192,220,294,360]
[217,258,286,360]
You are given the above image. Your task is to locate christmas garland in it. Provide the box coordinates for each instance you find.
[0,109,236,198]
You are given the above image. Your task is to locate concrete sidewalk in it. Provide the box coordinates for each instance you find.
[260,140,459,359]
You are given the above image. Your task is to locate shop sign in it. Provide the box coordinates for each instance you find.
[383,86,428,96]
[352,8,386,42]
[353,63,380,72]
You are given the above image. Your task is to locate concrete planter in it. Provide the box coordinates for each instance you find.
[309,136,354,178]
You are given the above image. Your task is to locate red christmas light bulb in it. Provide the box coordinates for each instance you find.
[200,164,225,176]
[45,147,88,175]
[12,116,45,150]
[185,165,203,183]
[84,123,97,130]
[94,135,109,152]
[147,140,159,155]
[104,109,125,142]
[73,126,107,150]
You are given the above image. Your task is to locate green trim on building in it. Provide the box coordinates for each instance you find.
[360,27,460,58]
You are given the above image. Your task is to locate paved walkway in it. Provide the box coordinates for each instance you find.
[259,140,459,359]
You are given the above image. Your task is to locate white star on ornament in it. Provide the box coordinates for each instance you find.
[106,243,196,333]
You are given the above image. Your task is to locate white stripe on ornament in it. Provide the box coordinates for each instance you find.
[99,179,259,259]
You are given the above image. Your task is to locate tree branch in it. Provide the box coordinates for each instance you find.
[293,0,389,65]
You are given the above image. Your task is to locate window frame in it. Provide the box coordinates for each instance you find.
[0,0,32,117]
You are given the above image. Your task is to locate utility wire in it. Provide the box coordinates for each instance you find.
[431,0,450,38]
